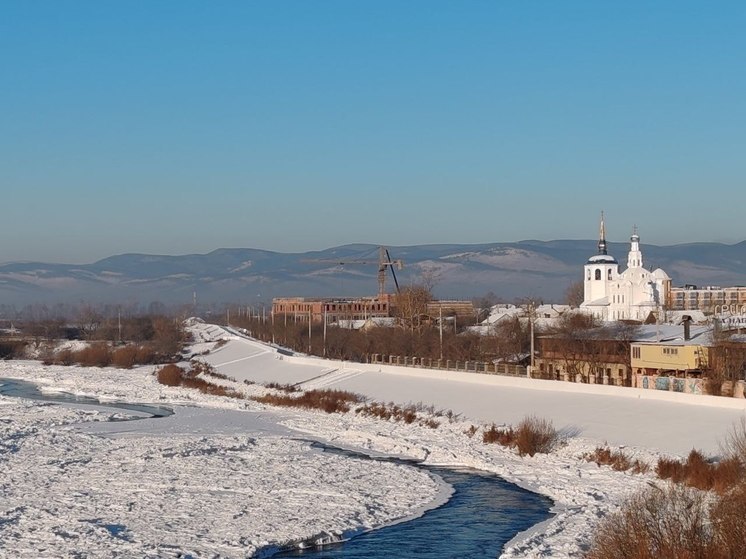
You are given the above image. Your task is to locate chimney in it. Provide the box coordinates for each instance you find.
[683,315,692,341]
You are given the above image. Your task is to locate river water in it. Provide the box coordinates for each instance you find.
[274,444,552,559]
[1,377,552,558]
[0,377,174,417]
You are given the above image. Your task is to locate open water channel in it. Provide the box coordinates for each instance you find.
[0,377,553,559]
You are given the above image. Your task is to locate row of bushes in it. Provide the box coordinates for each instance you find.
[252,389,364,414]
[156,363,243,399]
[482,416,559,457]
[586,419,746,558]
[0,340,26,360]
[656,450,742,493]
[355,402,440,429]
[587,481,746,559]
[587,442,744,494]
[43,344,159,368]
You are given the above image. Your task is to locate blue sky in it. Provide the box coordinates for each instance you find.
[1,1,744,263]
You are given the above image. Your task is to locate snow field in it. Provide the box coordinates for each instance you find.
[2,320,744,558]
[0,381,442,558]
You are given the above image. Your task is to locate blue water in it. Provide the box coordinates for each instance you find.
[0,377,173,418]
[273,445,553,559]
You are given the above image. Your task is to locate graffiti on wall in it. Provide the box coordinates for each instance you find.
[655,377,670,391]
[637,375,704,395]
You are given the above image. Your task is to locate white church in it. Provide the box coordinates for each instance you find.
[581,214,671,322]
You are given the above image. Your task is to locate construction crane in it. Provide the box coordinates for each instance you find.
[303,246,403,296]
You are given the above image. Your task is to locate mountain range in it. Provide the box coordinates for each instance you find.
[1,240,745,308]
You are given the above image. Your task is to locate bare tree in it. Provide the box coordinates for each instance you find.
[77,307,102,340]
[565,280,584,307]
[394,284,433,332]
[707,329,746,395]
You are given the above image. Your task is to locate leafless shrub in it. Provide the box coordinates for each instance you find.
[157,364,184,386]
[482,424,516,446]
[481,416,558,456]
[586,484,713,559]
[464,425,479,438]
[356,402,418,424]
[586,447,650,474]
[57,349,75,366]
[354,401,443,428]
[656,450,742,493]
[514,415,558,456]
[112,346,138,368]
[134,345,156,364]
[213,339,228,350]
[720,416,746,467]
[75,344,113,367]
[155,362,243,398]
[0,340,26,360]
[710,482,746,555]
[180,375,243,398]
[656,456,685,484]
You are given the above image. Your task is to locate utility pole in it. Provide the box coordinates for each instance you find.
[323,308,327,357]
[528,302,536,378]
[271,310,276,345]
[308,310,312,354]
[439,304,443,360]
[118,308,122,344]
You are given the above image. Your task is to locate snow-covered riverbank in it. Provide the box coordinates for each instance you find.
[0,373,445,558]
[1,321,744,557]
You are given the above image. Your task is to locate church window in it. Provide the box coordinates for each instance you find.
[608,269,612,280]
[587,270,590,280]
[595,269,601,280]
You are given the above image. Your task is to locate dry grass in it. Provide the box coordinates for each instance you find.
[656,450,743,493]
[481,416,559,456]
[354,401,443,428]
[587,480,746,559]
[482,424,516,446]
[356,402,418,424]
[721,416,746,467]
[254,389,364,414]
[75,344,113,367]
[515,415,559,456]
[710,482,746,555]
[157,363,183,386]
[586,484,713,559]
[155,362,243,399]
[44,343,160,368]
[264,382,299,393]
[213,339,228,350]
[585,447,650,474]
[588,417,746,558]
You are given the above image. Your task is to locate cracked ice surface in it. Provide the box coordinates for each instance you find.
[0,370,441,558]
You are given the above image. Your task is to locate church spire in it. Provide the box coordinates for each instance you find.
[628,225,643,269]
[597,211,608,255]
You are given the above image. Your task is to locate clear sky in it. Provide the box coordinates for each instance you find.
[2,1,745,263]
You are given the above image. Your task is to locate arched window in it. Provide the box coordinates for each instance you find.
[587,270,591,280]
[595,269,601,280]
[608,269,612,280]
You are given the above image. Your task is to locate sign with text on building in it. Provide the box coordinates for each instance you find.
[719,315,746,328]
[714,304,746,316]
